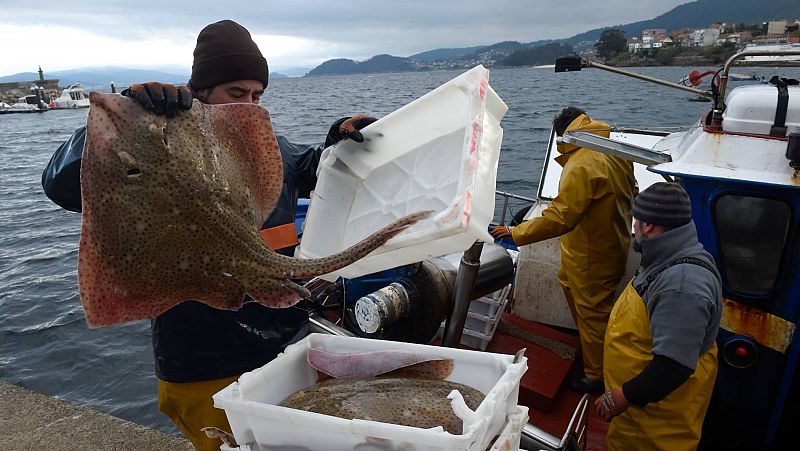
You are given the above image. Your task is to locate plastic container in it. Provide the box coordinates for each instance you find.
[437,284,511,351]
[723,84,800,135]
[220,405,530,451]
[488,406,529,451]
[213,333,527,451]
[297,65,508,281]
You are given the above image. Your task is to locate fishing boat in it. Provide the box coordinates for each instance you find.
[51,84,90,109]
[0,95,48,114]
[288,48,800,451]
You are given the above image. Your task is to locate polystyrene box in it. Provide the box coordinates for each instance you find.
[297,65,508,281]
[213,334,527,451]
[489,406,529,451]
[723,84,800,135]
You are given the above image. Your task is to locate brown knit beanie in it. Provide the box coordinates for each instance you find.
[190,20,269,90]
[632,182,692,228]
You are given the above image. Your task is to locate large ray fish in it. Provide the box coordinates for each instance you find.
[280,349,485,434]
[79,93,429,328]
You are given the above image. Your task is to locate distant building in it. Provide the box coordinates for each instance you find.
[721,32,752,45]
[627,38,642,53]
[767,21,787,35]
[641,29,667,50]
[693,28,721,47]
[671,28,696,47]
[752,34,790,45]
[0,67,60,104]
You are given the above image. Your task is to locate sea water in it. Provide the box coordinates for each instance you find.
[1,66,796,434]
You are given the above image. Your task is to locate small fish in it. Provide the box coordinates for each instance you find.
[280,350,484,434]
[78,93,430,327]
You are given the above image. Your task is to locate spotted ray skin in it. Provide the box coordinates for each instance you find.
[79,93,430,328]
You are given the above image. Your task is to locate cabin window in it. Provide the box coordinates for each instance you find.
[715,194,791,295]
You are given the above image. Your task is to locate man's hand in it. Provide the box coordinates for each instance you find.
[594,386,631,421]
[121,82,193,118]
[325,115,378,147]
[339,115,377,143]
[490,225,513,241]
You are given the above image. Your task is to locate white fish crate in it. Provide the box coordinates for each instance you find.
[213,333,527,451]
[437,284,512,351]
[297,65,508,281]
[489,406,529,451]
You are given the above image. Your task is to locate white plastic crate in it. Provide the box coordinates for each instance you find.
[489,406,529,451]
[297,65,508,281]
[220,405,530,451]
[438,284,512,351]
[213,334,527,451]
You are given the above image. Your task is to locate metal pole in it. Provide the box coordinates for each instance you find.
[308,314,355,337]
[442,240,484,347]
[585,60,715,99]
[495,190,536,203]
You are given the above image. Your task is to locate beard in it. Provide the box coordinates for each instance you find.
[632,239,643,253]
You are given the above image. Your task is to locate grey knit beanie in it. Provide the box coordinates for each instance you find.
[632,182,692,227]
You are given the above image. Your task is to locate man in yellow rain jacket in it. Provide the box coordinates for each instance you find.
[594,182,721,450]
[491,107,635,393]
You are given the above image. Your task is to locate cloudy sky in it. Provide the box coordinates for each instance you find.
[0,0,691,76]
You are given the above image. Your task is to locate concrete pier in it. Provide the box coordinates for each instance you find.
[0,381,192,450]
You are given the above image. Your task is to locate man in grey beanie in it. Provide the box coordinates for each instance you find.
[594,182,722,450]
[42,19,375,450]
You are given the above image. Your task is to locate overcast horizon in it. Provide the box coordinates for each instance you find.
[0,0,691,77]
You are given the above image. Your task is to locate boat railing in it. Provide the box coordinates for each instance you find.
[521,393,590,450]
[495,190,536,226]
[711,49,800,127]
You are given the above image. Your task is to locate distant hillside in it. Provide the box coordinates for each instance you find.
[273,67,313,77]
[0,66,297,88]
[409,46,483,63]
[565,0,800,44]
[463,41,525,60]
[0,67,189,90]
[501,42,575,67]
[308,54,418,76]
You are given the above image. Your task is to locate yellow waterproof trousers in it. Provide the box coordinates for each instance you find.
[558,266,619,380]
[158,376,238,451]
[604,281,717,451]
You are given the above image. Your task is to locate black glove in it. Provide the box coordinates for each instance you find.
[121,82,193,118]
[325,115,378,147]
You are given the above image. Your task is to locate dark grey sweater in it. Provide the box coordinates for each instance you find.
[633,221,722,370]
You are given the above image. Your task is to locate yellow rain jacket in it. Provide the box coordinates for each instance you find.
[512,114,635,379]
[604,281,717,450]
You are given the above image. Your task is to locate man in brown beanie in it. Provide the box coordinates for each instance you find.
[42,19,375,450]
[594,182,722,451]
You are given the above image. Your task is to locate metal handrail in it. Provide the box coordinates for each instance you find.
[495,190,536,226]
[711,49,800,127]
[521,393,590,450]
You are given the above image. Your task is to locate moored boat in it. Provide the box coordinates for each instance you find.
[51,83,90,109]
[297,49,800,450]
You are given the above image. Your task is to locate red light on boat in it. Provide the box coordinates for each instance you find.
[723,337,758,369]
